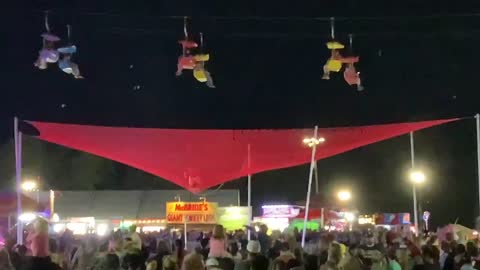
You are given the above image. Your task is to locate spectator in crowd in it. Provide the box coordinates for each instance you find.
[105,253,121,270]
[251,254,269,270]
[228,242,242,263]
[257,226,271,257]
[235,240,265,270]
[0,248,14,270]
[199,238,210,261]
[71,236,97,270]
[275,242,295,264]
[174,239,185,269]
[123,252,145,270]
[239,240,249,260]
[181,253,204,270]
[209,225,227,258]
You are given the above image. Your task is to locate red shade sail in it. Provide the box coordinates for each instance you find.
[28,119,456,193]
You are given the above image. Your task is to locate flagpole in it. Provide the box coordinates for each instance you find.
[14,117,23,244]
[247,144,252,241]
[301,126,318,248]
[476,114,480,216]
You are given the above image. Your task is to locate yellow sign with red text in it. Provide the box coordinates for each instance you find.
[166,202,218,224]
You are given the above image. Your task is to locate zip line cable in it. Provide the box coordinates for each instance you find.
[22,9,480,40]
[24,9,480,22]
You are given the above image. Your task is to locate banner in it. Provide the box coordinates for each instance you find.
[166,202,218,224]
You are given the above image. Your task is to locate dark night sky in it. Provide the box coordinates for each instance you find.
[2,0,480,227]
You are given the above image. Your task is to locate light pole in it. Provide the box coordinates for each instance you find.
[303,137,325,195]
[301,129,325,247]
[410,170,425,236]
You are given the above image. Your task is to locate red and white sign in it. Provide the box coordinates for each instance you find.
[262,205,299,218]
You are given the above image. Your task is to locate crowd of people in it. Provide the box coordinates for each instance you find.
[0,218,479,270]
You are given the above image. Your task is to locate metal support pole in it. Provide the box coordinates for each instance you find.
[184,215,188,251]
[476,114,480,217]
[50,190,55,217]
[247,144,252,241]
[412,184,418,236]
[14,117,23,244]
[410,132,419,236]
[301,126,318,247]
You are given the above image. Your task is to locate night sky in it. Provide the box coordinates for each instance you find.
[2,0,480,228]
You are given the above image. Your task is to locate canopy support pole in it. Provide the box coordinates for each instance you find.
[314,162,319,194]
[247,144,252,241]
[476,114,480,217]
[14,117,23,245]
[410,131,419,237]
[301,126,318,248]
[50,189,55,217]
[184,215,188,251]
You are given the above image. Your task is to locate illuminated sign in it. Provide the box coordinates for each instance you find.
[166,202,217,224]
[122,219,166,225]
[217,207,251,231]
[358,215,374,225]
[262,205,299,218]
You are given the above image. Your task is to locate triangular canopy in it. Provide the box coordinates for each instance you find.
[28,119,456,192]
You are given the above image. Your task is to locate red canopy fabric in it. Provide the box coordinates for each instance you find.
[28,119,456,192]
[295,208,322,219]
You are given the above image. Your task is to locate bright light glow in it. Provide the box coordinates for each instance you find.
[410,171,426,184]
[345,212,355,222]
[96,223,109,236]
[254,226,260,232]
[121,221,133,228]
[259,217,290,232]
[226,207,242,220]
[51,213,60,222]
[21,181,38,191]
[53,223,65,233]
[142,226,165,233]
[473,231,479,236]
[262,205,293,209]
[358,216,374,225]
[337,190,352,201]
[303,137,326,147]
[66,222,88,235]
[18,213,37,222]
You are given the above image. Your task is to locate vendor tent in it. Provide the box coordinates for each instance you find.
[437,224,477,243]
